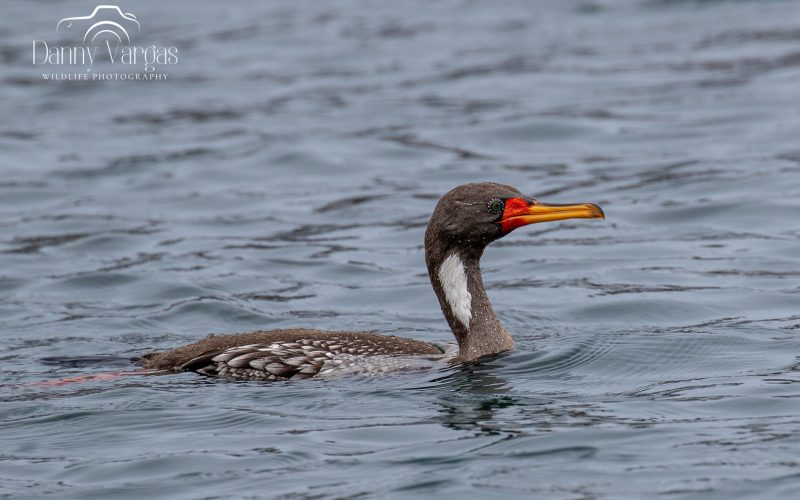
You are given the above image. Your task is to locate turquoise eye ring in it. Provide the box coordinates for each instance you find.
[487,198,505,215]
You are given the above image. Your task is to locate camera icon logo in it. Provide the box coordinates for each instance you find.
[56,5,140,46]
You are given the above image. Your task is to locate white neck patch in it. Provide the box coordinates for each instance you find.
[438,253,472,330]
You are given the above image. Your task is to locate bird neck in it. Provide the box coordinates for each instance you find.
[427,249,514,362]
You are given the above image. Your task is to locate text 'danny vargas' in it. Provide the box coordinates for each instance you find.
[33,41,178,74]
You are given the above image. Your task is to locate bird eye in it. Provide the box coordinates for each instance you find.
[487,198,505,215]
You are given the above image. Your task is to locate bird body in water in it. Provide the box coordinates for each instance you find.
[139,182,604,380]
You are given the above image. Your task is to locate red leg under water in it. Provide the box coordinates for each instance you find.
[31,369,164,387]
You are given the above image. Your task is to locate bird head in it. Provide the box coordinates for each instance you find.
[425,182,604,260]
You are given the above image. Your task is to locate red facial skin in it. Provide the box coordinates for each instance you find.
[500,197,533,234]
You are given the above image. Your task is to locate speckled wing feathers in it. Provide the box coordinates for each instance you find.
[139,329,445,380]
[182,340,341,380]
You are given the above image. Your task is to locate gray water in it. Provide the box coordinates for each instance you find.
[2,0,800,498]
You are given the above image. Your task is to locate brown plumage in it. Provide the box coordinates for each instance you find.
[139,183,603,380]
[140,330,443,379]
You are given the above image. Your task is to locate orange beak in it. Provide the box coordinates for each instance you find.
[501,198,605,233]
